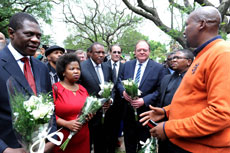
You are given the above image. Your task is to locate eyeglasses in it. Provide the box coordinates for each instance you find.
[112,51,121,54]
[167,56,188,61]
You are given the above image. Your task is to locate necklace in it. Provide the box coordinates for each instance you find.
[60,81,79,92]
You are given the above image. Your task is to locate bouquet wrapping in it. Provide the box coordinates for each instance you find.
[60,96,107,151]
[138,137,158,153]
[122,79,141,121]
[98,81,114,124]
[7,77,63,153]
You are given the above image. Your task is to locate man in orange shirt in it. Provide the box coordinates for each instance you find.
[140,6,230,153]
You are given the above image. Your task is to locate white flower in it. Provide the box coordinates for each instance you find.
[14,112,19,116]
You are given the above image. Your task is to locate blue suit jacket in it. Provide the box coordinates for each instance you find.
[117,59,167,108]
[0,47,55,152]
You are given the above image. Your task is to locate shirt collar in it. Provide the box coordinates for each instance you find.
[8,43,30,61]
[111,60,120,67]
[136,58,149,67]
[90,58,101,67]
[193,35,222,56]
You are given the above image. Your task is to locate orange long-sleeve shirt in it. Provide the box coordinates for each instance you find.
[164,39,230,153]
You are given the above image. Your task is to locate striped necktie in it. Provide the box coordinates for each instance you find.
[135,63,142,84]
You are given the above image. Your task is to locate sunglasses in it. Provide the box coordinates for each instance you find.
[112,51,121,54]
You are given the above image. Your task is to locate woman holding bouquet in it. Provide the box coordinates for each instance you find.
[52,53,91,153]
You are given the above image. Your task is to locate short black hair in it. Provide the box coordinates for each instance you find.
[177,49,194,61]
[90,42,104,52]
[9,12,39,31]
[56,53,81,81]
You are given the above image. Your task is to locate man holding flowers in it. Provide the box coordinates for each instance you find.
[117,40,167,153]
[0,12,56,153]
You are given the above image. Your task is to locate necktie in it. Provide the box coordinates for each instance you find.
[95,65,102,83]
[135,63,142,84]
[112,62,117,82]
[21,57,37,95]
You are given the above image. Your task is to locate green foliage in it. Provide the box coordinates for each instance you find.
[62,0,142,50]
[0,0,54,44]
[117,28,167,62]
[117,28,148,54]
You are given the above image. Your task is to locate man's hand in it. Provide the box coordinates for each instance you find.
[85,113,94,122]
[139,105,165,126]
[102,99,112,111]
[131,98,144,108]
[123,91,132,103]
[150,122,167,141]
[3,148,26,153]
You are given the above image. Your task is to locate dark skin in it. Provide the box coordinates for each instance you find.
[57,61,94,132]
[140,6,222,142]
[5,19,51,153]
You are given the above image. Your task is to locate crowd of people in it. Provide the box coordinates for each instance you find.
[0,5,230,153]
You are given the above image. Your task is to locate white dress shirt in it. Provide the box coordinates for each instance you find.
[90,58,105,84]
[133,59,149,86]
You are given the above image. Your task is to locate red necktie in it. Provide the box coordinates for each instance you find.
[21,57,37,95]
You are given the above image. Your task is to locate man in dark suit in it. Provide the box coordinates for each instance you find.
[104,44,124,153]
[117,40,167,153]
[80,42,112,153]
[0,12,56,153]
[157,49,194,153]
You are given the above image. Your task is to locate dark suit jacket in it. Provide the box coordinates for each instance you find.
[157,72,186,108]
[104,59,124,84]
[80,58,113,127]
[80,58,112,97]
[157,74,172,107]
[0,47,55,153]
[117,59,167,111]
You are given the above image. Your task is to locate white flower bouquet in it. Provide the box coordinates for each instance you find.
[122,79,142,121]
[60,96,107,151]
[138,137,158,153]
[10,92,56,153]
[6,77,63,153]
[98,81,114,124]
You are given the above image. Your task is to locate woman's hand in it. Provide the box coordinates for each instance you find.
[65,119,82,132]
[139,105,165,126]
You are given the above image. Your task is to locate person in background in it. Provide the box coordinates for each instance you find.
[157,49,194,153]
[104,44,124,152]
[0,12,56,153]
[80,42,112,153]
[0,32,6,50]
[86,47,91,59]
[45,45,65,84]
[75,49,87,62]
[116,40,167,153]
[52,53,93,153]
[165,52,175,74]
[140,6,230,153]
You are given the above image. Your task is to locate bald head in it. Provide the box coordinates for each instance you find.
[189,6,221,27]
[184,6,221,48]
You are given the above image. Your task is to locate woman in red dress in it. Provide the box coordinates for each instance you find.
[52,53,91,153]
